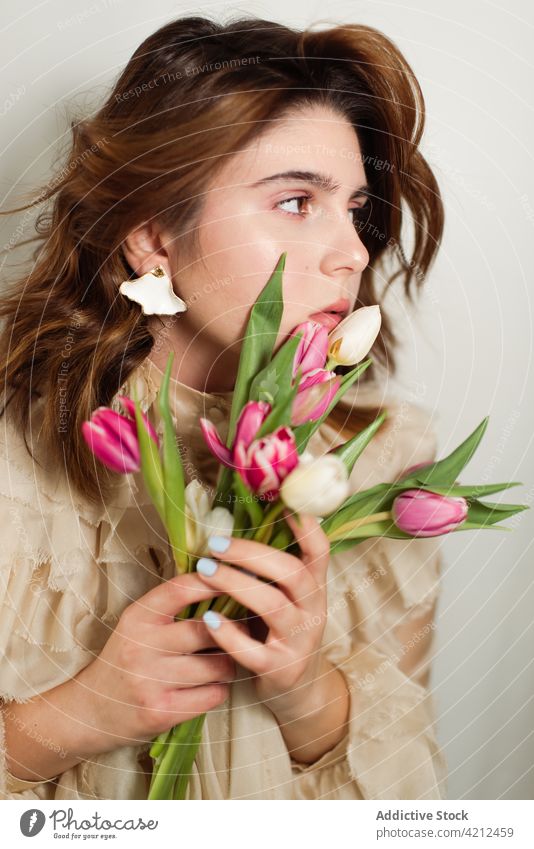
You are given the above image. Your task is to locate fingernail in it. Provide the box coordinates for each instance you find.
[196,557,219,577]
[203,610,221,630]
[207,535,231,553]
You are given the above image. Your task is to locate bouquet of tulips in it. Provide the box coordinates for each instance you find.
[82,251,528,799]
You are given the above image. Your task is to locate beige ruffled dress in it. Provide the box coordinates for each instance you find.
[0,355,448,800]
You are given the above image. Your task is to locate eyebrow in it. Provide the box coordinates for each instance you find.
[249,170,370,199]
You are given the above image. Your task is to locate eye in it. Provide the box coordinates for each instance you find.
[275,194,312,216]
[352,203,371,228]
[275,194,370,229]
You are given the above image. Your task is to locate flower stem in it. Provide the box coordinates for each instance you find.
[253,500,286,544]
[194,598,213,618]
[327,510,392,541]
[148,717,199,799]
[149,727,172,760]
[270,524,294,550]
[173,713,206,799]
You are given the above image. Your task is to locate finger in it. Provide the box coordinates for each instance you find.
[282,509,331,585]
[164,683,231,723]
[195,559,298,637]
[129,573,227,626]
[153,618,220,654]
[201,610,271,676]
[153,609,252,656]
[205,535,316,607]
[159,652,238,688]
[198,618,251,649]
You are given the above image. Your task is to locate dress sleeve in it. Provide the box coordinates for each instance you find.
[0,392,171,801]
[0,703,54,796]
[290,399,448,800]
[0,401,118,799]
[0,405,95,798]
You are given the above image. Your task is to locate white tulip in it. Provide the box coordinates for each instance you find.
[280,453,350,517]
[327,305,382,366]
[184,479,234,556]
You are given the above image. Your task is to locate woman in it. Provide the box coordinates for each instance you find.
[0,16,447,799]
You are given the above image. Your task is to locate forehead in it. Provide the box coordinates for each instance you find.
[213,107,367,189]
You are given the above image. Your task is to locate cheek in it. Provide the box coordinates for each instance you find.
[198,197,268,253]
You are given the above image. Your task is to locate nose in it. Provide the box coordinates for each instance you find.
[321,230,369,276]
[320,213,370,278]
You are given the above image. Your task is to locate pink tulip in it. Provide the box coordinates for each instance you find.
[290,320,329,377]
[200,400,298,499]
[200,400,271,467]
[234,426,299,500]
[291,368,341,425]
[392,489,468,537]
[82,395,159,474]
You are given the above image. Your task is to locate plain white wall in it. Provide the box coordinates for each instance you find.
[1,0,532,800]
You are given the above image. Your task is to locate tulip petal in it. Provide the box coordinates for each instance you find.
[291,320,329,375]
[117,395,160,444]
[236,426,298,496]
[280,453,349,515]
[199,417,233,466]
[292,373,340,425]
[241,440,279,495]
[234,400,271,447]
[82,419,140,474]
[91,407,141,461]
[327,305,382,366]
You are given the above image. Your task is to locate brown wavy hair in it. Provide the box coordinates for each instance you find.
[0,15,444,505]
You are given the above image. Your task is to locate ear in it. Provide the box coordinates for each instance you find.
[122,220,172,277]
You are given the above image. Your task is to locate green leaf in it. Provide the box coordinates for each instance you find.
[232,472,264,531]
[320,483,402,536]
[226,251,286,446]
[452,522,511,532]
[156,352,188,573]
[410,416,490,486]
[131,385,165,523]
[214,252,287,507]
[402,481,524,498]
[254,365,302,439]
[330,411,388,475]
[249,331,303,405]
[466,498,529,525]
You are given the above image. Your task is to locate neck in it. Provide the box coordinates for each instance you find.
[147,316,239,393]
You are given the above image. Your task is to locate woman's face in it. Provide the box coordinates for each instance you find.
[142,104,371,389]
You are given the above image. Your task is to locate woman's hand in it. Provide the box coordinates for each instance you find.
[194,509,332,722]
[78,574,242,753]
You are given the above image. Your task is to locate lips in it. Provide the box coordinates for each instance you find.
[323,297,350,315]
[308,311,344,331]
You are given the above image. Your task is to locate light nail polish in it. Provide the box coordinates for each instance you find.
[196,557,219,577]
[203,610,221,630]
[207,534,231,553]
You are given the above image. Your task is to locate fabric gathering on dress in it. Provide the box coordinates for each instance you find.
[0,355,448,800]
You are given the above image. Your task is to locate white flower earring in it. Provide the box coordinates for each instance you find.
[119,265,188,315]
